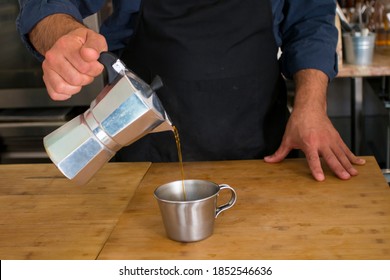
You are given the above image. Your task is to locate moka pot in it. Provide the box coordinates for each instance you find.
[43,52,173,185]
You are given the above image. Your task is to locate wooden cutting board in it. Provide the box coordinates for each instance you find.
[0,162,151,260]
[98,157,390,260]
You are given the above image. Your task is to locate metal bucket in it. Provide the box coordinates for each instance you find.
[343,32,376,65]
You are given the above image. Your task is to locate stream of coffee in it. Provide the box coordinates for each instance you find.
[173,126,186,200]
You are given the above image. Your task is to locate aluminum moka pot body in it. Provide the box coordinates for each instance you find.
[43,52,173,185]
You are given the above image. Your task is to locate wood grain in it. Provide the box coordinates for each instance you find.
[1,157,389,260]
[97,157,390,260]
[0,162,151,259]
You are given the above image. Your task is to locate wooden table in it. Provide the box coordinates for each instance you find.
[1,156,389,260]
[337,51,390,155]
[0,162,151,259]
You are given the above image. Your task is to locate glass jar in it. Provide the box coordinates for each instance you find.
[374,0,390,52]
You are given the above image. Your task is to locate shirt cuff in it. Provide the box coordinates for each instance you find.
[280,46,338,81]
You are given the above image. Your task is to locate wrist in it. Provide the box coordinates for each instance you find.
[29,14,86,55]
[293,69,328,113]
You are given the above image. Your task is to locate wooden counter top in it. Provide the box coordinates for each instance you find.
[0,162,151,259]
[337,51,390,78]
[98,157,390,260]
[1,157,389,260]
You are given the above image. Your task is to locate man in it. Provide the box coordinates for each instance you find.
[17,0,365,181]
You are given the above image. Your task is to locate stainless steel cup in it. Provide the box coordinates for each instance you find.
[154,179,237,242]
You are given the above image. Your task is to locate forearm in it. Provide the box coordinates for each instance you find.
[29,14,86,56]
[292,69,329,114]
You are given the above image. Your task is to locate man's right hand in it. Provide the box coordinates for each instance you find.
[29,14,108,100]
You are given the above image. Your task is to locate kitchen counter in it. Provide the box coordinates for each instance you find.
[0,157,389,260]
[338,51,390,78]
[0,162,151,259]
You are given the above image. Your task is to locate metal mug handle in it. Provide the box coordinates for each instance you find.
[215,184,237,218]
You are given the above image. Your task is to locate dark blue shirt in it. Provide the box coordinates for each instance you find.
[17,0,338,79]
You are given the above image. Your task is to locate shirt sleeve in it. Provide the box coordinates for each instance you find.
[99,0,142,52]
[16,0,106,60]
[278,0,338,80]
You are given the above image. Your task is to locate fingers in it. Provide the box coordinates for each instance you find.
[318,147,352,180]
[42,28,107,101]
[42,64,84,100]
[305,150,325,181]
[82,30,108,57]
[264,129,366,182]
[304,140,365,181]
[264,142,291,163]
[339,141,366,166]
[43,51,94,100]
[331,142,359,177]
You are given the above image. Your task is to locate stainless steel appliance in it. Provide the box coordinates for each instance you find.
[44,52,173,185]
[0,1,105,163]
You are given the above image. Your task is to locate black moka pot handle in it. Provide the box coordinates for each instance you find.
[98,51,164,92]
[98,51,126,85]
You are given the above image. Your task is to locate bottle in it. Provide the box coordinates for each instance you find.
[374,0,390,52]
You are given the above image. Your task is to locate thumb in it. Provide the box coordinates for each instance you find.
[264,143,291,163]
[80,30,108,62]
